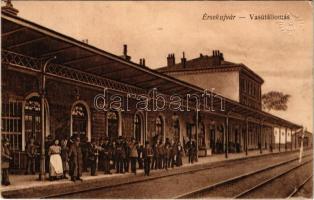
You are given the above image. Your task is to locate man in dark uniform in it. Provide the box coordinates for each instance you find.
[111,140,116,170]
[98,137,104,171]
[115,136,124,173]
[81,136,90,172]
[186,140,196,164]
[151,142,158,170]
[164,143,171,170]
[60,138,69,179]
[67,135,75,177]
[137,143,144,169]
[157,141,164,169]
[123,138,130,173]
[88,139,102,176]
[68,136,83,182]
[102,137,112,174]
[25,138,37,175]
[143,141,153,176]
[170,141,177,168]
[1,138,12,186]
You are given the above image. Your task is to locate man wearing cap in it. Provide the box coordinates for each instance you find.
[143,141,153,176]
[123,137,131,173]
[25,137,37,175]
[137,143,144,169]
[157,140,165,169]
[88,138,103,176]
[101,137,112,174]
[81,136,90,173]
[68,136,83,182]
[115,136,125,173]
[151,141,158,170]
[60,138,69,179]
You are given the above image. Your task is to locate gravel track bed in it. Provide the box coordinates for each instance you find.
[240,158,313,199]
[293,174,313,199]
[192,157,312,198]
[58,151,312,198]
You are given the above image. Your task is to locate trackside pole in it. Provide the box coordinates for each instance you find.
[298,128,304,163]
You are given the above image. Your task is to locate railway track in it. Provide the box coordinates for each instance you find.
[288,174,313,198]
[43,151,312,198]
[175,155,312,199]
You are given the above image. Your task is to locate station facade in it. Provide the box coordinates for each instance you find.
[1,6,307,172]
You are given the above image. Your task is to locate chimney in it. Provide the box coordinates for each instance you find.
[212,50,222,65]
[121,44,131,61]
[167,53,176,67]
[2,0,19,16]
[123,44,127,56]
[219,53,224,61]
[82,39,89,44]
[181,52,186,68]
[139,58,146,67]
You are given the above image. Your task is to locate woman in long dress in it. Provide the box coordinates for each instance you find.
[48,139,63,181]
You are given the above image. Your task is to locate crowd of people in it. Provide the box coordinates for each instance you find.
[1,134,199,185]
[43,135,189,181]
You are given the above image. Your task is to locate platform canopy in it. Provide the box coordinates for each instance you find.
[1,12,301,129]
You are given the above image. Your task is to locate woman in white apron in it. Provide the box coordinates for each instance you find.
[48,139,63,181]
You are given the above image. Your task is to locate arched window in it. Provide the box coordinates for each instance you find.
[134,114,142,143]
[209,123,216,152]
[25,96,41,143]
[72,103,88,139]
[156,116,164,141]
[198,123,205,147]
[107,111,119,141]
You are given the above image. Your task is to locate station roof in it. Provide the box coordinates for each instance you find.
[157,54,264,84]
[1,11,301,129]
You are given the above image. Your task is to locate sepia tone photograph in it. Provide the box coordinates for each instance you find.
[1,0,313,199]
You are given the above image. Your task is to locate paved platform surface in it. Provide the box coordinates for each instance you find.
[1,148,301,198]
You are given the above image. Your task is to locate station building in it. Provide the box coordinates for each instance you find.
[1,5,307,172]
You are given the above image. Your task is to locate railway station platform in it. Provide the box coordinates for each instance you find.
[1,148,306,198]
